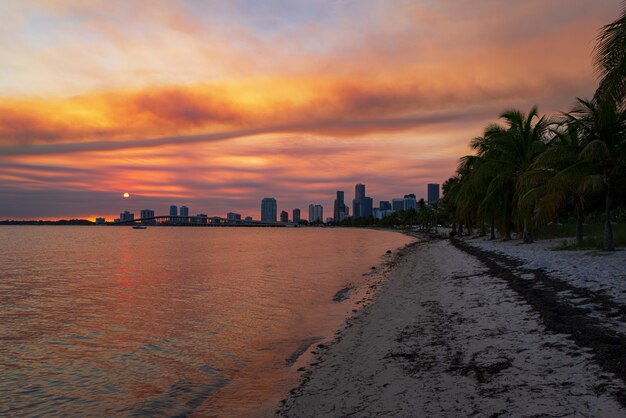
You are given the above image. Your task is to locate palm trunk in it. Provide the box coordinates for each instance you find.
[575,203,583,246]
[479,217,486,237]
[490,216,496,240]
[503,184,513,241]
[604,178,614,251]
[522,220,533,243]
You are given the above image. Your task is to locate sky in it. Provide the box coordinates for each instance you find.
[0,0,623,220]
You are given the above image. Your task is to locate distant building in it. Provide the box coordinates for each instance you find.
[293,208,301,224]
[352,184,366,218]
[119,210,134,222]
[170,205,178,217]
[95,217,105,224]
[309,204,323,223]
[280,210,289,223]
[361,197,373,217]
[392,198,404,212]
[326,217,334,224]
[428,183,440,205]
[196,213,208,224]
[379,201,392,211]
[374,208,393,220]
[180,206,189,218]
[245,216,253,221]
[334,191,348,223]
[403,196,417,210]
[140,209,155,225]
[261,198,277,223]
[227,212,242,221]
[140,209,154,219]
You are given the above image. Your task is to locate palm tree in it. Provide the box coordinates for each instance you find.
[565,97,626,250]
[594,3,626,104]
[521,119,591,245]
[472,107,550,241]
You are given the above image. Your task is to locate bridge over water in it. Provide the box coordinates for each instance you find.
[114,215,286,227]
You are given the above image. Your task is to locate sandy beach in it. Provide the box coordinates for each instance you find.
[278,236,626,417]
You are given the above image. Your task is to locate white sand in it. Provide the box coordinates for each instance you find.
[279,238,624,417]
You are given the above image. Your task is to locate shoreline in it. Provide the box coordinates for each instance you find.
[277,235,625,416]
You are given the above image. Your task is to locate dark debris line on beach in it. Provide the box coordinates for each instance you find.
[451,238,626,407]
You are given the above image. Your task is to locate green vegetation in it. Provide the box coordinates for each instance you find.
[439,6,626,250]
[337,199,440,232]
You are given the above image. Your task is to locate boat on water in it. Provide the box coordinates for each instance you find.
[132,225,148,229]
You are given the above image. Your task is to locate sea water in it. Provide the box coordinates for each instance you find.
[0,226,412,416]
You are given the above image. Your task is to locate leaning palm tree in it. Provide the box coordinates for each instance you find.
[565,97,626,250]
[474,107,550,241]
[594,3,626,104]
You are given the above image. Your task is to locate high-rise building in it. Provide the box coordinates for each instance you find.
[180,206,189,217]
[352,184,366,217]
[227,212,241,220]
[280,210,289,223]
[334,191,348,223]
[293,208,301,224]
[428,183,440,205]
[261,198,277,223]
[392,198,404,212]
[309,204,323,223]
[119,210,134,222]
[379,201,392,211]
[170,205,177,217]
[404,195,417,210]
[140,209,155,219]
[362,197,373,217]
[140,209,155,225]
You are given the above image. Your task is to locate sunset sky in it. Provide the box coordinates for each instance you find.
[0,0,622,220]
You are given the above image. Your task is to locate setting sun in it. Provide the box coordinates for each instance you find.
[123,192,130,198]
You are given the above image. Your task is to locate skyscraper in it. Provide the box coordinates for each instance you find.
[293,208,301,224]
[362,197,373,217]
[140,209,154,219]
[169,205,178,224]
[404,195,417,210]
[353,184,366,217]
[392,198,404,212]
[280,210,289,223]
[261,198,277,223]
[334,191,348,223]
[308,204,323,223]
[428,183,440,205]
[180,206,189,218]
[379,201,392,211]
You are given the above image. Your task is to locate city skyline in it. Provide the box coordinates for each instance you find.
[107,182,439,224]
[0,1,621,220]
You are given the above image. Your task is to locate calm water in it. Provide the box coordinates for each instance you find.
[0,226,412,417]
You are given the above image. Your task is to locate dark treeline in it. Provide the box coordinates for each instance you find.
[439,5,626,251]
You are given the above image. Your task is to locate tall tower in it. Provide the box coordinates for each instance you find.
[353,183,366,218]
[261,198,277,223]
[334,190,347,223]
[427,183,440,205]
[293,208,301,224]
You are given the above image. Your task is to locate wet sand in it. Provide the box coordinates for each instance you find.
[278,236,625,417]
